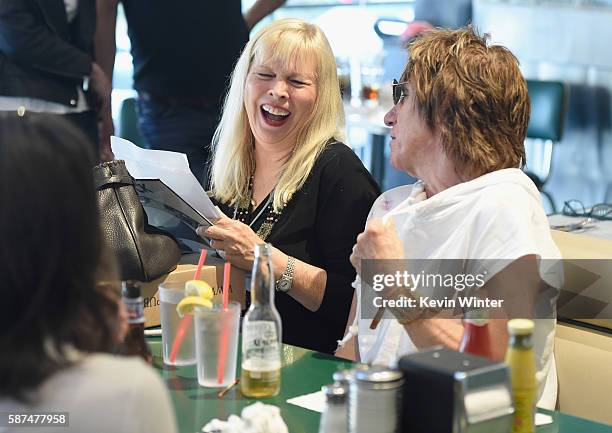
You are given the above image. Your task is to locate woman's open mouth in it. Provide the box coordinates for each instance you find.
[261,104,291,127]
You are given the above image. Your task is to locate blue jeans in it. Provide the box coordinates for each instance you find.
[136,97,220,187]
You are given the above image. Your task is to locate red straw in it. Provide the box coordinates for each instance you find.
[216,262,232,384]
[169,249,207,364]
[222,262,231,309]
[194,248,207,280]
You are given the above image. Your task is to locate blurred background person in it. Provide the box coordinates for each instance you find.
[399,0,472,42]
[96,0,285,186]
[0,0,112,161]
[340,27,560,410]
[199,19,380,354]
[0,113,177,433]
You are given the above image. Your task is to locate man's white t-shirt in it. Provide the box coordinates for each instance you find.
[352,168,561,410]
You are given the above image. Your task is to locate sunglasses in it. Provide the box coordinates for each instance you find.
[392,79,409,105]
[563,199,612,220]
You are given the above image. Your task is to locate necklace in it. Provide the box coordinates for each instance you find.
[233,176,286,241]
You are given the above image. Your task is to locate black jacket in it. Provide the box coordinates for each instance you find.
[0,0,94,106]
[216,142,381,353]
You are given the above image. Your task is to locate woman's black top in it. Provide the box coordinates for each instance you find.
[216,141,380,353]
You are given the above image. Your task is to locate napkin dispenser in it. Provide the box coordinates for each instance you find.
[398,347,514,433]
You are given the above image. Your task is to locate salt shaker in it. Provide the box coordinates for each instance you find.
[349,366,404,433]
[319,383,348,433]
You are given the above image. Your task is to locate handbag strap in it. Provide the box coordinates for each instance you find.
[93,160,134,189]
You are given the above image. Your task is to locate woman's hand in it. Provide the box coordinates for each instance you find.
[196,217,263,271]
[350,218,404,276]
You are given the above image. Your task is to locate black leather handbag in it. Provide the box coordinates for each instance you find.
[93,160,181,282]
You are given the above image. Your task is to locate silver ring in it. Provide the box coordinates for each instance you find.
[209,239,215,248]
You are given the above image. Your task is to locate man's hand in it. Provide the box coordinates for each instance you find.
[88,62,113,161]
[98,104,115,161]
[89,62,112,112]
[350,218,404,276]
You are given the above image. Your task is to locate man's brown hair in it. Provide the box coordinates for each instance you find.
[403,26,529,175]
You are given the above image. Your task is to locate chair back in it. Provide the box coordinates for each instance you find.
[119,97,148,148]
[526,79,566,142]
[374,18,409,83]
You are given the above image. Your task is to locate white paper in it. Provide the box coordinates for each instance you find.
[464,385,512,419]
[535,413,554,426]
[111,136,221,223]
[286,390,326,413]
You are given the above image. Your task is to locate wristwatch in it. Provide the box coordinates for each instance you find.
[275,256,296,292]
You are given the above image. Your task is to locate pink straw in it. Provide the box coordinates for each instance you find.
[216,262,231,384]
[169,249,207,364]
[222,262,231,308]
[194,248,207,280]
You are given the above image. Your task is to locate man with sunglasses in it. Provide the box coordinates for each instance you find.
[338,26,562,411]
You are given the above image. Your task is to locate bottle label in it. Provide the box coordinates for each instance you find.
[124,297,145,325]
[512,388,536,433]
[242,321,280,368]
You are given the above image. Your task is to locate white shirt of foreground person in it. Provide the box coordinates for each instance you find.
[0,353,177,433]
[352,168,561,410]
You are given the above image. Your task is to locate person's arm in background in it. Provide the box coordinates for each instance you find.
[95,0,120,161]
[243,0,286,31]
[0,0,92,78]
[0,0,112,159]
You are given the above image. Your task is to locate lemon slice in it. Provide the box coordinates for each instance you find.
[184,280,214,299]
[176,296,213,317]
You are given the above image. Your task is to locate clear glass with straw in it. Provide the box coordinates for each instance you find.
[194,301,240,387]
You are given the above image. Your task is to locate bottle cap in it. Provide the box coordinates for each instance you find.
[122,280,141,298]
[332,369,353,386]
[354,366,403,390]
[464,307,489,326]
[507,319,534,335]
[334,364,369,386]
[322,383,347,403]
[254,243,271,257]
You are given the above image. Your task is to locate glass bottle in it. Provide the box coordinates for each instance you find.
[459,307,493,359]
[241,243,282,397]
[505,319,537,433]
[121,280,152,363]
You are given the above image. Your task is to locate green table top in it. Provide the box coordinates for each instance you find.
[148,337,612,433]
[149,337,350,433]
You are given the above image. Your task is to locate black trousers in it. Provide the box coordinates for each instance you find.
[65,110,99,162]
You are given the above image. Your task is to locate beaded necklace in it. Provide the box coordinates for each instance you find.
[233,176,286,241]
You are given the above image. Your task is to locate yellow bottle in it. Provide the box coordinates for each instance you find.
[505,319,537,433]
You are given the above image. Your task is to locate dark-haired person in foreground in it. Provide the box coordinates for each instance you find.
[338,27,561,409]
[0,113,177,433]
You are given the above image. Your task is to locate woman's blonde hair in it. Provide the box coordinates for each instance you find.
[210,18,346,211]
